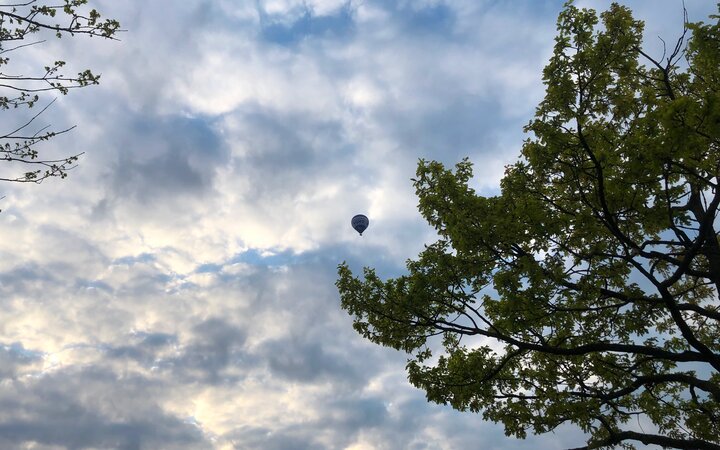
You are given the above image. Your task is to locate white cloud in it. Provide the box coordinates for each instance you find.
[1,0,716,448]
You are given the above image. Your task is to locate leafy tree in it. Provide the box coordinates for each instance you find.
[1,0,120,184]
[337,2,720,449]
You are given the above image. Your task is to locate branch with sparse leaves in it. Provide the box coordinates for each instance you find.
[0,0,120,191]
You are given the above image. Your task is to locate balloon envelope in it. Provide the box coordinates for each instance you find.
[351,214,369,235]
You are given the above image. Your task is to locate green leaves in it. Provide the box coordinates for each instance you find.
[337,2,720,449]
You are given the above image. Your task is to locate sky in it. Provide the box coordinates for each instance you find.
[0,1,716,449]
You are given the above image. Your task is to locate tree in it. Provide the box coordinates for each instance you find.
[1,0,119,184]
[337,2,720,449]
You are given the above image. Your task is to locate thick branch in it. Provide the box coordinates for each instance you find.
[419,315,713,366]
[572,429,720,450]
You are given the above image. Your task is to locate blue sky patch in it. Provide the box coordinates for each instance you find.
[259,4,355,46]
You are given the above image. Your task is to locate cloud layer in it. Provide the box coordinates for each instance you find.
[0,1,715,448]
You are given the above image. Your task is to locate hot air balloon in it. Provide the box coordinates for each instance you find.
[351,214,369,236]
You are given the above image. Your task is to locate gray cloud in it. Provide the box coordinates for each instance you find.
[101,114,227,210]
[165,317,249,385]
[224,425,319,450]
[1,1,716,449]
[378,95,507,164]
[0,343,43,380]
[105,332,178,367]
[264,337,363,384]
[0,367,207,450]
[222,106,354,199]
[379,0,457,35]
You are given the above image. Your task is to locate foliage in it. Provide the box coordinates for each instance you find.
[337,2,720,449]
[0,0,120,184]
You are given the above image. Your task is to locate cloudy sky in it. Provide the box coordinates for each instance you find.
[0,1,716,449]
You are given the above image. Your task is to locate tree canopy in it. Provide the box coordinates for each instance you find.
[337,2,720,449]
[0,0,120,184]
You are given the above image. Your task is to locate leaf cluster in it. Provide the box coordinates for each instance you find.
[337,2,720,449]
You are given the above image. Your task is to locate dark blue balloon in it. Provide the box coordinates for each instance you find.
[351,214,369,235]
